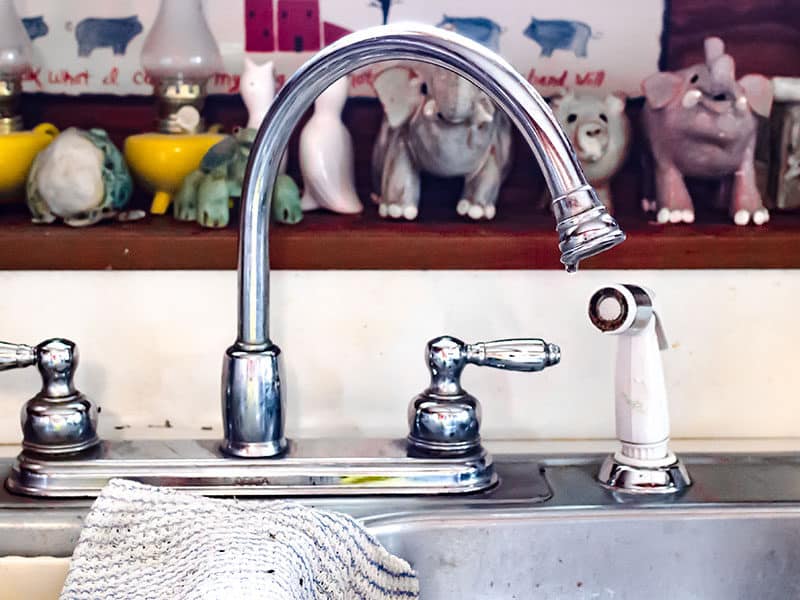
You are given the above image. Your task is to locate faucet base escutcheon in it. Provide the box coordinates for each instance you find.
[598,452,692,494]
[6,438,498,498]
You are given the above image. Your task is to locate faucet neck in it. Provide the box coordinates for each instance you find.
[236,24,623,347]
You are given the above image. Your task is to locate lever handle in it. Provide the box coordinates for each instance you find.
[0,338,98,455]
[424,335,560,396]
[465,339,561,372]
[409,335,561,456]
[0,342,36,372]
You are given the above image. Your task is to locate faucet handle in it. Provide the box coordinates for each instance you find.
[424,336,560,397]
[465,338,561,372]
[0,338,99,455]
[409,335,560,456]
[0,342,37,371]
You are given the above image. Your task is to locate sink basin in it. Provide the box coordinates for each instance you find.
[374,508,800,599]
[3,450,800,599]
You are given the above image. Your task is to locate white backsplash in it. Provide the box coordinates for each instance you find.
[0,269,797,445]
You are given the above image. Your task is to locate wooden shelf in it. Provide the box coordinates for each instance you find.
[3,0,799,271]
[0,202,798,270]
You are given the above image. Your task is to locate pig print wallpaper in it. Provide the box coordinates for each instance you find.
[12,0,665,97]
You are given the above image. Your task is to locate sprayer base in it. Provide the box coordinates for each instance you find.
[598,453,692,494]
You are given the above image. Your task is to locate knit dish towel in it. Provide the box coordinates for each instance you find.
[60,479,419,600]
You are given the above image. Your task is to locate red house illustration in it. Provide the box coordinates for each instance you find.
[244,0,352,53]
[277,0,320,52]
[244,0,275,52]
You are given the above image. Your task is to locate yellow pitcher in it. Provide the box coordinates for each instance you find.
[0,123,58,202]
[124,130,225,214]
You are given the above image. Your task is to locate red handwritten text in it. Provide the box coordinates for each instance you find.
[350,69,375,89]
[48,69,89,86]
[575,70,605,87]
[527,69,567,87]
[527,69,606,88]
[22,67,43,90]
[132,70,154,86]
[102,67,119,86]
[212,72,240,94]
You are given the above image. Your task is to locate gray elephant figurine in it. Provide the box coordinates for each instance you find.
[174,127,302,228]
[545,90,630,212]
[641,37,773,226]
[371,64,513,220]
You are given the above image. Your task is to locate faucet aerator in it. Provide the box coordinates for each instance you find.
[553,185,626,272]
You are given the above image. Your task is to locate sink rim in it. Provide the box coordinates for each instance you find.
[4,450,800,557]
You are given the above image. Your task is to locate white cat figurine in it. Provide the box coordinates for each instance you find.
[240,56,276,130]
[298,76,363,214]
[240,56,287,173]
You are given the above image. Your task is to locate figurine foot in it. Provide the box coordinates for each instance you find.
[378,202,418,220]
[456,199,496,220]
[733,209,750,226]
[198,210,230,228]
[31,214,56,225]
[656,208,694,224]
[733,208,770,226]
[64,212,105,227]
[118,210,147,222]
[173,206,198,222]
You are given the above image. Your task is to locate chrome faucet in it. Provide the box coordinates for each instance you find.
[0,24,624,498]
[222,23,626,457]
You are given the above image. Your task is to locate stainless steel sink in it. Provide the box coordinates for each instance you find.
[374,507,800,599]
[3,451,800,599]
[368,455,800,599]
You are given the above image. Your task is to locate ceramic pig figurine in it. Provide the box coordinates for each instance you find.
[641,37,773,225]
[547,91,630,212]
[371,64,512,220]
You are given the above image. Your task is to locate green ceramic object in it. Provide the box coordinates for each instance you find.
[174,127,302,228]
[272,174,303,225]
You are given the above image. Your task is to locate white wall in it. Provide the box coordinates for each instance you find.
[0,270,797,444]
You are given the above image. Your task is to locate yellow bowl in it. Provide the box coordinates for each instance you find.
[0,123,59,203]
[124,132,225,214]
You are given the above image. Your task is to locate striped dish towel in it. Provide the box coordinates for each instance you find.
[60,479,419,599]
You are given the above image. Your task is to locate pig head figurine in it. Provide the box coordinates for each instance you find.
[642,37,773,226]
[371,64,512,220]
[546,90,630,212]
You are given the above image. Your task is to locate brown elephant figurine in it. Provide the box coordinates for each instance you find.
[641,37,773,226]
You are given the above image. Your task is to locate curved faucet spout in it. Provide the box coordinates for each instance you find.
[223,24,625,457]
[239,23,624,347]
